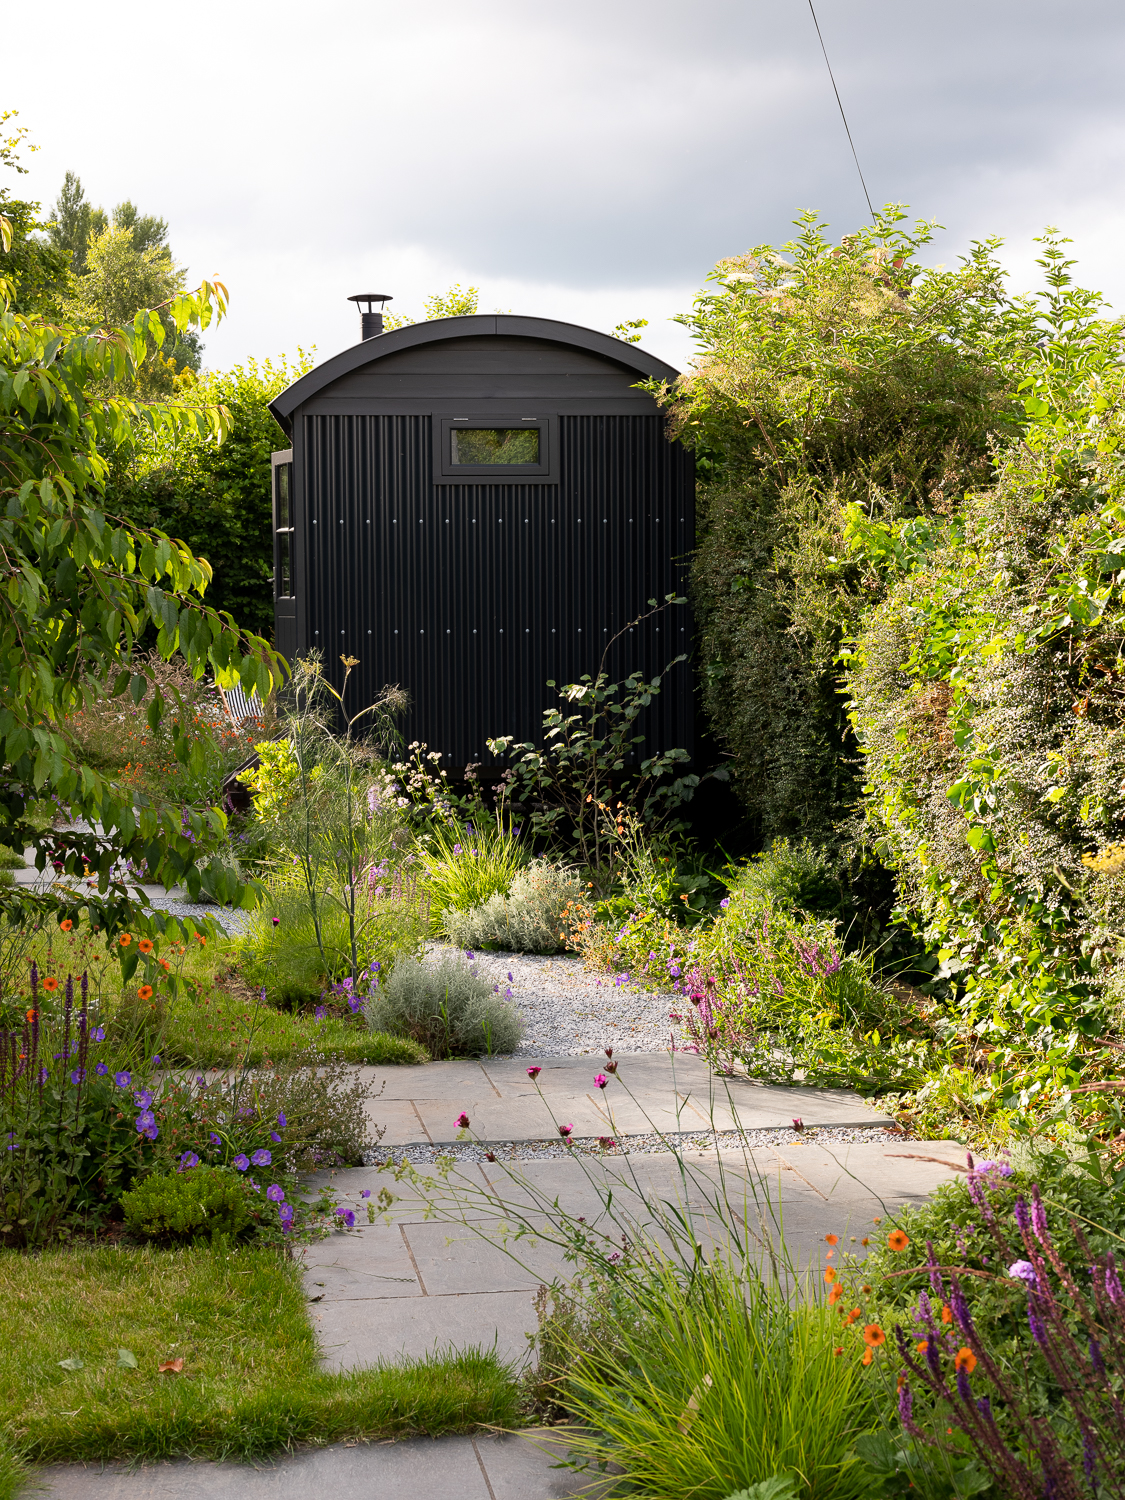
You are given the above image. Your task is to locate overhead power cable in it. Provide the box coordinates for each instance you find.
[806,0,876,221]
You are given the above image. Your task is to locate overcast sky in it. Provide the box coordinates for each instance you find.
[7,0,1125,374]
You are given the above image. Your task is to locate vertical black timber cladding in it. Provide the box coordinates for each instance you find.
[301,412,693,767]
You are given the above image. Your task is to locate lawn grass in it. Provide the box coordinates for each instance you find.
[0,1245,520,1485]
[158,977,429,1066]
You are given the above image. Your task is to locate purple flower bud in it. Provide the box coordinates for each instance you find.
[1090,1338,1105,1376]
[955,1366,973,1403]
[897,1380,913,1430]
[1028,1302,1047,1346]
[277,1114,287,1128]
[926,1241,943,1298]
[1014,1196,1031,1235]
[1031,1187,1050,1243]
[1106,1255,1123,1306]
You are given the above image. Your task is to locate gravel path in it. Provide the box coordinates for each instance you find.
[434,945,679,1057]
[374,1123,908,1165]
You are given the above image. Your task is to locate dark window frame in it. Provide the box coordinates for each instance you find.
[272,449,295,598]
[433,414,555,484]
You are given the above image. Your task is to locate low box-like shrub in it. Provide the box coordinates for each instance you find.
[120,1165,253,1244]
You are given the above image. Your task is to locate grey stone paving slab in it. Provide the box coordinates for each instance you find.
[31,1433,596,1500]
[358,1052,890,1146]
[310,1287,540,1370]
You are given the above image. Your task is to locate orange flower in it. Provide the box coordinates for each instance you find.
[942,1304,953,1324]
[833,1346,843,1356]
[119,933,133,947]
[863,1324,886,1348]
[159,959,171,972]
[862,1348,873,1365]
[896,1373,907,1392]
[139,938,154,954]
[25,1008,37,1023]
[196,935,207,946]
[888,1230,909,1252]
[824,1233,839,1246]
[954,1347,977,1374]
[828,1285,844,1305]
[42,977,58,993]
[862,1285,871,1293]
[824,1267,838,1284]
[845,1308,862,1325]
[861,1238,870,1247]
[916,1340,930,1356]
[872,1217,881,1226]
[138,985,154,1001]
[60,919,73,932]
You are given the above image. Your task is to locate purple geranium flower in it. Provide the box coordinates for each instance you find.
[335,1206,356,1228]
[719,897,730,909]
[91,1027,105,1041]
[266,1184,285,1202]
[233,1154,250,1171]
[134,1090,153,1110]
[141,1124,158,1141]
[277,1114,287,1128]
[115,1071,131,1088]
[251,1149,272,1167]
[178,1151,200,1171]
[1009,1260,1038,1287]
[95,1062,109,1076]
[210,1132,222,1146]
[361,1189,371,1199]
[70,1069,85,1085]
[135,1110,156,1131]
[270,1131,282,1142]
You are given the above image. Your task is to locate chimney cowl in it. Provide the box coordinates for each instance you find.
[348,292,393,340]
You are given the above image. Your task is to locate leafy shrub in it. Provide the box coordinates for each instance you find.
[418,813,528,922]
[838,1155,1125,1494]
[120,1165,252,1244]
[659,214,1091,844]
[567,869,931,1094]
[1,969,162,1246]
[445,861,584,953]
[365,952,523,1058]
[734,838,844,919]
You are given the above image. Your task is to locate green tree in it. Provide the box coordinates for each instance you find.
[654,207,1053,846]
[0,112,71,318]
[384,284,489,330]
[0,198,282,936]
[107,353,314,640]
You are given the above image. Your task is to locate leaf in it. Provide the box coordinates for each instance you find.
[116,1348,138,1369]
[158,1357,184,1374]
[57,1357,84,1371]
[723,1480,798,1500]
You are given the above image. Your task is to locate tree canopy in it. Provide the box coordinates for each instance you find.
[0,193,282,936]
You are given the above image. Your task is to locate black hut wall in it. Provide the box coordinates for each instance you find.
[296,411,694,769]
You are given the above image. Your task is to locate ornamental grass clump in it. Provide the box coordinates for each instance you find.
[365,951,523,1057]
[418,812,529,923]
[444,860,584,953]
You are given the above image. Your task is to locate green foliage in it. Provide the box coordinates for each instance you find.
[107,352,313,637]
[539,1258,876,1499]
[0,1246,520,1470]
[366,951,523,1058]
[120,1165,253,1244]
[612,316,649,343]
[488,607,703,873]
[445,860,585,953]
[571,847,931,1094]
[0,114,71,320]
[845,242,1125,1130]
[0,190,282,936]
[384,283,481,330]
[661,208,1077,842]
[419,811,530,924]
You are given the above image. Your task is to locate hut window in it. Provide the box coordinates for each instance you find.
[451,427,539,466]
[435,416,554,482]
[274,460,295,598]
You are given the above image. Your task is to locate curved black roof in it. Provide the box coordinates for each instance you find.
[268,313,680,435]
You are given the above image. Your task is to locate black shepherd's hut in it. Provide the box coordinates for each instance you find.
[267,303,695,770]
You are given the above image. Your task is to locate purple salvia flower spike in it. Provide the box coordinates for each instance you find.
[1031,1185,1050,1244]
[1105,1253,1123,1307]
[926,1241,942,1298]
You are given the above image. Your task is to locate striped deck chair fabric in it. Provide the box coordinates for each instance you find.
[218,682,265,727]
